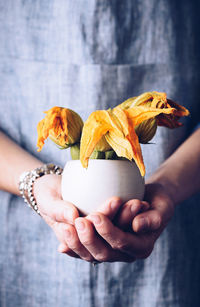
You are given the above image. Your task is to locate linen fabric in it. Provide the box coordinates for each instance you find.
[0,1,200,306]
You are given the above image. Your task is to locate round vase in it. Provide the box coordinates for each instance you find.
[61,159,145,215]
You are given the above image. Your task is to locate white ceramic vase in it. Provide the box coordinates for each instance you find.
[61,159,145,215]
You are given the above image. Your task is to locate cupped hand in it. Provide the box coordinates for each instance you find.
[34,174,175,263]
[130,182,174,234]
[58,182,174,263]
[33,174,128,261]
[33,174,80,257]
[56,199,151,262]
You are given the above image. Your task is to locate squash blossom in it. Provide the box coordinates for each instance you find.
[94,136,112,152]
[118,91,190,143]
[37,107,83,151]
[36,92,189,178]
[79,103,184,177]
[135,118,157,144]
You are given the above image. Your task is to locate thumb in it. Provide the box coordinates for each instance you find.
[92,196,123,220]
[42,199,80,224]
[132,209,162,233]
[133,184,174,234]
[33,175,79,224]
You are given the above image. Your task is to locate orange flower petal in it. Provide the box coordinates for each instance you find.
[37,107,83,151]
[37,107,69,151]
[124,106,176,127]
[37,119,46,151]
[111,107,145,176]
[126,119,145,177]
[156,99,190,128]
[166,99,190,116]
[80,110,114,168]
[105,131,134,161]
[80,109,136,168]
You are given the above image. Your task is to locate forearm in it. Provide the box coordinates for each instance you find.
[0,131,43,195]
[147,128,200,206]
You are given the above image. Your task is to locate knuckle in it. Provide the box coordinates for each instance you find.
[81,235,95,246]
[68,239,80,250]
[99,228,110,237]
[95,252,109,262]
[111,240,130,252]
[118,242,130,252]
[66,232,80,248]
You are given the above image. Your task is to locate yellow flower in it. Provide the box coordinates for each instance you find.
[80,104,179,177]
[156,98,190,128]
[118,91,167,109]
[118,91,190,142]
[37,107,83,151]
[36,92,190,178]
[94,136,112,152]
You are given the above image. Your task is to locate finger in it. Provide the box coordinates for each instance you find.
[132,209,162,233]
[62,223,94,262]
[52,223,80,258]
[41,199,79,225]
[95,197,123,220]
[57,243,80,258]
[87,213,153,259]
[115,200,150,230]
[33,176,79,224]
[144,183,174,223]
[52,221,71,245]
[75,217,112,262]
[75,217,133,262]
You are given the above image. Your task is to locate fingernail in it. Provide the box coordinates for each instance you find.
[138,217,149,231]
[131,204,136,214]
[90,214,101,224]
[75,219,85,231]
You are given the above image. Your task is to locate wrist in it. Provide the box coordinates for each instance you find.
[14,161,44,196]
[146,171,178,207]
[19,163,63,215]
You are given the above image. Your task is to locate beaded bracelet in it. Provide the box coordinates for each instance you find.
[18,163,63,215]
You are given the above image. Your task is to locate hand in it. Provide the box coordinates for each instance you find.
[33,174,136,261]
[130,182,175,234]
[58,182,174,263]
[33,174,80,258]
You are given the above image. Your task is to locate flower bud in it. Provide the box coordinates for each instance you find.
[118,92,167,109]
[135,118,157,144]
[37,107,83,151]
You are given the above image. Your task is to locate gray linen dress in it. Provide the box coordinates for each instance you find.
[0,1,200,306]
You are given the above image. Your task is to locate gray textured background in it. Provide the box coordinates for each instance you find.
[0,1,200,306]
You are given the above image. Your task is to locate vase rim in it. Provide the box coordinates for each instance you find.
[67,159,134,164]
